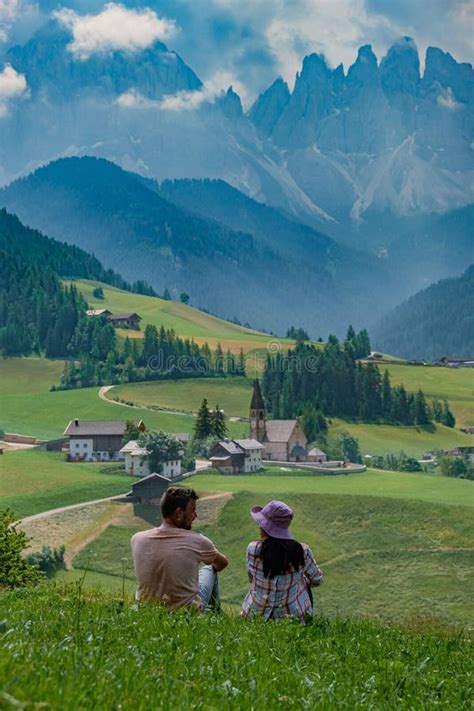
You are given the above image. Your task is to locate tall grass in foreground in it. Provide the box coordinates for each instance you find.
[0,585,472,709]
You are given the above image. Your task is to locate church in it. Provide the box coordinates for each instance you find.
[249,379,308,462]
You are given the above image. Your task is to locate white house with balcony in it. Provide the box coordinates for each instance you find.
[119,440,182,479]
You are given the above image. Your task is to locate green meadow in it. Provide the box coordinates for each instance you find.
[0,358,245,441]
[108,373,473,456]
[385,363,474,427]
[68,279,283,353]
[0,450,132,519]
[72,470,474,626]
[111,376,252,417]
[330,419,473,457]
[2,586,471,710]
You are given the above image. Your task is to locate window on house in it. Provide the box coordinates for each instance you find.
[75,443,80,448]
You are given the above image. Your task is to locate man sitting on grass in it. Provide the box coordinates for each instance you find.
[131,487,228,611]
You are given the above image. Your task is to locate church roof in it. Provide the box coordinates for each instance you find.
[250,379,265,410]
[264,420,299,443]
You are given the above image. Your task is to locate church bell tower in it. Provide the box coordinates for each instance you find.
[250,378,266,442]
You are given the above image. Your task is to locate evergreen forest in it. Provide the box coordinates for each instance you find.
[262,332,455,428]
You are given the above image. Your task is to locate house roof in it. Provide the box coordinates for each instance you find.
[234,438,265,450]
[250,379,265,410]
[264,420,299,443]
[86,309,111,317]
[64,420,127,436]
[129,473,170,493]
[308,447,326,456]
[441,355,474,362]
[119,440,147,455]
[108,312,141,321]
[217,439,246,455]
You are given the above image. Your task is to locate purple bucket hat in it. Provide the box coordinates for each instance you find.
[250,500,294,539]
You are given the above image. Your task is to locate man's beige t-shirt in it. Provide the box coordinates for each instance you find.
[131,523,218,609]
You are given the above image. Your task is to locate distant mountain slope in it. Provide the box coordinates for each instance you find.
[0,156,371,335]
[0,208,130,290]
[373,266,474,360]
[157,178,387,286]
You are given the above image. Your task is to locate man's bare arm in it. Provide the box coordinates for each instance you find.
[212,551,228,572]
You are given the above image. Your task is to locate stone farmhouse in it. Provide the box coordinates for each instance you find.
[249,380,309,462]
[64,419,145,462]
[210,438,264,473]
[120,439,184,479]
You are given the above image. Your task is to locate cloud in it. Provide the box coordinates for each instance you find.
[53,3,177,60]
[117,70,248,111]
[0,63,27,116]
[437,87,464,111]
[0,0,20,41]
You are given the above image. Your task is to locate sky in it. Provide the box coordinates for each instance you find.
[1,0,473,105]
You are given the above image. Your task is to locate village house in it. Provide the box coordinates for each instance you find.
[438,355,474,368]
[127,473,170,504]
[64,419,145,462]
[249,380,309,462]
[210,438,264,474]
[86,310,142,330]
[119,439,183,479]
[107,312,142,330]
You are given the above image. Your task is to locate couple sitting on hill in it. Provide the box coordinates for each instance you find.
[131,487,323,621]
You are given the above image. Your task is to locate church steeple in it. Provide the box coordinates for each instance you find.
[250,378,266,441]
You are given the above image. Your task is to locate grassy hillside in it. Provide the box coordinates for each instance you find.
[2,587,471,711]
[111,377,252,417]
[72,478,474,626]
[385,364,474,426]
[68,279,279,354]
[330,419,473,457]
[0,358,245,440]
[108,373,473,455]
[0,450,131,519]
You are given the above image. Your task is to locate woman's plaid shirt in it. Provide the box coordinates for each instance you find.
[241,541,323,620]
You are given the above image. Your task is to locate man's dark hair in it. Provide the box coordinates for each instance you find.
[161,487,199,518]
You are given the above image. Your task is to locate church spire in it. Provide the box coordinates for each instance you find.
[250,379,266,441]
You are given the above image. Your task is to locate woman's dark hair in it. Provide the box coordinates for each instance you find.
[161,487,199,518]
[259,537,305,579]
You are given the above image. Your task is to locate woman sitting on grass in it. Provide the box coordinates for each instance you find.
[241,500,323,621]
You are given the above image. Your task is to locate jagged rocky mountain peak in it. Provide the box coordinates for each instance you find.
[249,77,290,137]
[217,86,243,119]
[380,37,420,96]
[5,18,202,101]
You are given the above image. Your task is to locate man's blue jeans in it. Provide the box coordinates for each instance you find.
[198,565,220,612]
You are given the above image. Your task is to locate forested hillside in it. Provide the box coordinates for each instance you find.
[373,266,474,360]
[0,209,155,295]
[1,157,390,335]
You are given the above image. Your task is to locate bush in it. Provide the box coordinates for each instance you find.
[0,509,41,589]
[27,545,66,578]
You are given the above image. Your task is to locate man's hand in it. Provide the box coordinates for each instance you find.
[212,551,228,572]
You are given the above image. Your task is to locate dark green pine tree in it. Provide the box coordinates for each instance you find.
[214,343,225,374]
[441,400,456,428]
[414,390,430,425]
[382,369,392,418]
[194,398,213,440]
[211,405,227,439]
